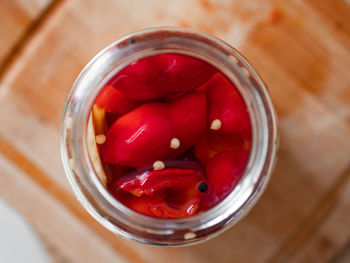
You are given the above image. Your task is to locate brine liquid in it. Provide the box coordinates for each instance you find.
[91,53,251,218]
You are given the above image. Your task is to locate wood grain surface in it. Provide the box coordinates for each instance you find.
[0,0,51,65]
[0,0,349,262]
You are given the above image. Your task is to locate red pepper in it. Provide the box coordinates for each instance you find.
[116,168,205,197]
[107,164,135,182]
[199,149,250,211]
[101,92,207,168]
[118,192,155,217]
[108,54,217,101]
[95,85,140,114]
[118,190,201,218]
[162,92,185,102]
[116,168,205,218]
[169,92,207,159]
[101,103,173,168]
[120,190,201,218]
[204,73,252,139]
[195,132,249,163]
[150,188,201,218]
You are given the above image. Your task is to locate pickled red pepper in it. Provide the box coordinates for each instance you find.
[116,168,206,218]
[95,84,140,115]
[107,54,217,101]
[101,91,207,168]
[205,73,252,138]
[93,53,251,218]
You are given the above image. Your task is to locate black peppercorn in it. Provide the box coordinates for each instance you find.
[197,182,208,192]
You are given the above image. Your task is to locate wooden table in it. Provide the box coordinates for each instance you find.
[0,0,349,262]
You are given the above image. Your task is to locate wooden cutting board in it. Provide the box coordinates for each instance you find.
[0,0,349,262]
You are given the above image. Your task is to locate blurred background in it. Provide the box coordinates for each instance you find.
[0,0,350,262]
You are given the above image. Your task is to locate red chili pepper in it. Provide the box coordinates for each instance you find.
[108,54,217,101]
[199,149,250,211]
[95,85,140,114]
[101,92,207,168]
[204,73,252,138]
[116,168,205,218]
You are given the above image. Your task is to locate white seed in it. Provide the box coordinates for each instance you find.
[95,134,106,144]
[184,232,196,240]
[210,119,222,131]
[153,160,165,170]
[170,137,180,149]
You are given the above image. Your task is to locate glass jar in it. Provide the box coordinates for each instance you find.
[60,27,278,246]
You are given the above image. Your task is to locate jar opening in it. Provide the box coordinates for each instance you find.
[61,27,278,245]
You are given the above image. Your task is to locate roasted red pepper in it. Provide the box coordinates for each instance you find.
[101,92,207,168]
[95,85,140,114]
[108,54,217,101]
[150,188,201,218]
[117,168,205,197]
[116,168,206,218]
[199,149,250,210]
[119,190,201,218]
[204,73,251,138]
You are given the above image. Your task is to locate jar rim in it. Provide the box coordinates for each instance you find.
[61,27,278,245]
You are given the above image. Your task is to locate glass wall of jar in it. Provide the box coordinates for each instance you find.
[61,27,278,246]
